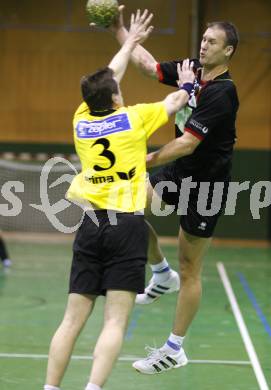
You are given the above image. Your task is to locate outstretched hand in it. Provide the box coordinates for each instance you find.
[127,9,154,45]
[177,59,195,87]
[90,6,153,46]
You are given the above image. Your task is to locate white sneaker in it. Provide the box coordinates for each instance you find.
[135,270,180,304]
[2,259,12,268]
[133,346,188,374]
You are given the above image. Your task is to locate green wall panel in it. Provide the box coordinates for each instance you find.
[215,150,271,239]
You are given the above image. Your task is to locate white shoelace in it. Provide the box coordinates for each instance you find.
[144,346,166,361]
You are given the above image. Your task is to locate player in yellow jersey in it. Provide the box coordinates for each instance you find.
[67,98,169,212]
[44,9,195,390]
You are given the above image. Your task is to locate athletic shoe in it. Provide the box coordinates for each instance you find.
[2,259,12,267]
[132,346,188,374]
[135,270,180,304]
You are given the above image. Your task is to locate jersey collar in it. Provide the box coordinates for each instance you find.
[90,108,116,117]
[197,67,231,82]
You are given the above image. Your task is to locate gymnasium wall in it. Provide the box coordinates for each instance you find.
[0,0,190,144]
[0,0,270,239]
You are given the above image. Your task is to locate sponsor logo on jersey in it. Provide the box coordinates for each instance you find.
[76,113,132,138]
[85,175,114,184]
[189,119,208,134]
[84,167,136,184]
[198,222,207,230]
[117,167,136,180]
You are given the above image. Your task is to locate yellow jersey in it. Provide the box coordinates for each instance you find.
[66,101,168,212]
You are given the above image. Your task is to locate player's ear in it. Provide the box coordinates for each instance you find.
[225,45,234,59]
[112,93,123,108]
[112,93,119,104]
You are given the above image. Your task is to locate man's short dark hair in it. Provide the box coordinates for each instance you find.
[207,21,239,57]
[81,67,118,111]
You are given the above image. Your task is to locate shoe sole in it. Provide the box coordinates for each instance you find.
[136,274,180,305]
[135,286,179,305]
[133,358,188,375]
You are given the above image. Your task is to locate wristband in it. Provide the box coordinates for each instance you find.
[180,82,194,95]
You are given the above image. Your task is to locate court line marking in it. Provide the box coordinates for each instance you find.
[237,272,271,338]
[0,353,251,366]
[217,262,270,390]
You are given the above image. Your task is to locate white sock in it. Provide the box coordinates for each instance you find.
[151,258,171,283]
[161,333,185,355]
[44,386,60,390]
[85,383,102,390]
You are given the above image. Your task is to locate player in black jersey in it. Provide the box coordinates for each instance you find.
[113,9,239,374]
[0,235,12,268]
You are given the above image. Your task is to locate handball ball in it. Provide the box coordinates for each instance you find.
[86,0,119,28]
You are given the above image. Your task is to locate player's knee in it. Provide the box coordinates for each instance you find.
[180,270,201,286]
[179,255,202,282]
[62,311,86,331]
[104,315,129,331]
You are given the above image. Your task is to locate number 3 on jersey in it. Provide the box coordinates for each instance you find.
[91,138,116,171]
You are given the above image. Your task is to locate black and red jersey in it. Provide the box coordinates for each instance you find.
[157,59,239,180]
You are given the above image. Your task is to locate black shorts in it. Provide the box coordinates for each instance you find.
[150,163,229,238]
[69,211,148,296]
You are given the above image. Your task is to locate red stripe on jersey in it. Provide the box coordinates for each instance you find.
[156,63,164,82]
[185,127,204,141]
[200,79,208,86]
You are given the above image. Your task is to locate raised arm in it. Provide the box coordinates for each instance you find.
[163,60,195,116]
[147,60,201,168]
[108,9,154,83]
[111,6,158,78]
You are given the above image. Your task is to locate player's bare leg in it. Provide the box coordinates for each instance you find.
[87,290,135,388]
[136,180,180,304]
[173,229,211,335]
[145,179,165,263]
[133,230,211,374]
[45,293,96,387]
[146,221,164,263]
